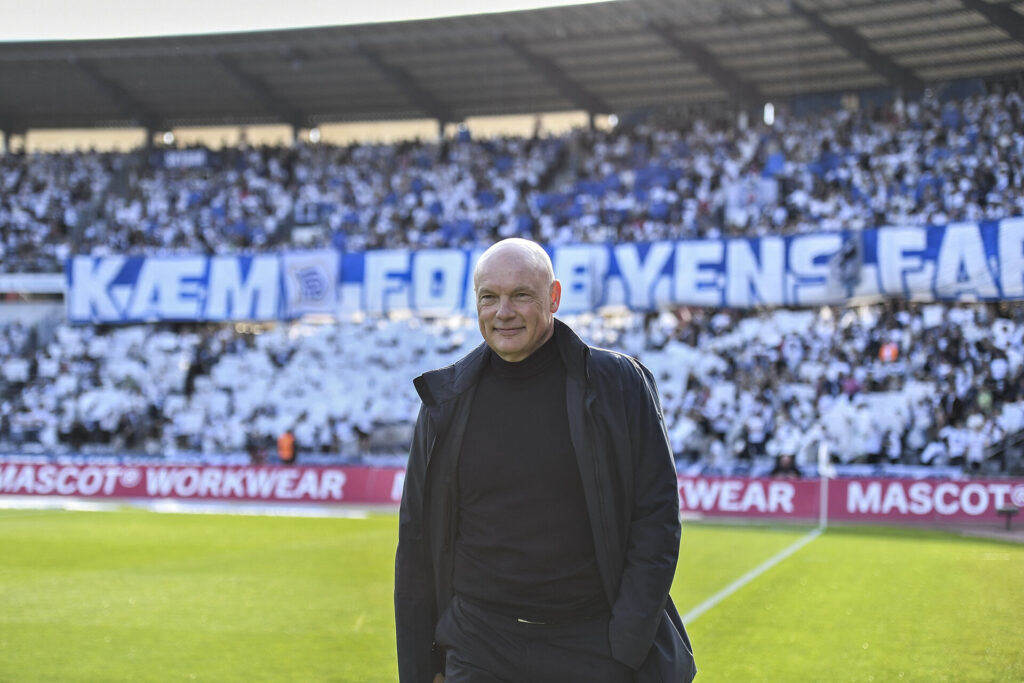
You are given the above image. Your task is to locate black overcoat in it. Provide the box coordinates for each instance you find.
[395,319,696,682]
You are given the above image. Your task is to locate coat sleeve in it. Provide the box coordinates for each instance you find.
[395,405,443,682]
[607,360,682,670]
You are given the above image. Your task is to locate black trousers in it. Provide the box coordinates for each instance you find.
[434,596,633,683]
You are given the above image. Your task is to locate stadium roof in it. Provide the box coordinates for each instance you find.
[2,0,1023,134]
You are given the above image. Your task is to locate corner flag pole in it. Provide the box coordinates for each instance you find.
[818,441,830,530]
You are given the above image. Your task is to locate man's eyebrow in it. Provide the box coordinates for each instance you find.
[478,284,534,293]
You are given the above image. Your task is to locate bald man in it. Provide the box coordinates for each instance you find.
[396,238,695,683]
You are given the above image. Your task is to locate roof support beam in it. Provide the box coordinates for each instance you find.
[0,112,20,138]
[70,57,164,131]
[355,45,457,125]
[647,21,764,108]
[498,34,611,115]
[959,0,1024,46]
[214,54,305,130]
[791,3,924,92]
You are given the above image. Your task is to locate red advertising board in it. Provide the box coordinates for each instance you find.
[0,461,406,505]
[826,477,1024,523]
[678,475,1024,525]
[677,476,819,519]
[2,462,1022,526]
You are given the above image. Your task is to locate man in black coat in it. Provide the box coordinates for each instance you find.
[395,238,695,682]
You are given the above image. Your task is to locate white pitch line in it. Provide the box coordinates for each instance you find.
[682,527,823,624]
[0,496,371,519]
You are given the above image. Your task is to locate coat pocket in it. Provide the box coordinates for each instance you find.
[636,602,696,683]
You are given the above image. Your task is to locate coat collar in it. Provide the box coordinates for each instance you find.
[413,318,590,406]
[553,317,590,384]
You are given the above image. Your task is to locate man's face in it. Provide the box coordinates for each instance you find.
[475,248,561,363]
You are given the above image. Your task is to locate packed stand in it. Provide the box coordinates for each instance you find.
[1,301,1022,475]
[3,90,1024,273]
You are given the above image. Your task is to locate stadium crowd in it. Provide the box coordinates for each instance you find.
[1,300,1022,474]
[2,87,1024,474]
[2,89,1024,273]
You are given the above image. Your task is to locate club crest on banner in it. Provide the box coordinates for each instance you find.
[283,250,339,317]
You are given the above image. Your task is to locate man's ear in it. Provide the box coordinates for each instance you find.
[550,280,562,313]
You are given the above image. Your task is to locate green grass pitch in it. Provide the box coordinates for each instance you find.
[1,508,1022,681]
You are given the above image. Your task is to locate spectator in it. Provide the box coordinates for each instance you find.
[277,428,296,465]
[770,454,802,479]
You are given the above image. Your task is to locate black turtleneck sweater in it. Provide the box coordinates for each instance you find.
[453,329,606,623]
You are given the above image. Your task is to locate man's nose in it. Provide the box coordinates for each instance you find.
[496,297,515,318]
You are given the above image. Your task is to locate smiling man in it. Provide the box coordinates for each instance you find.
[473,239,561,362]
[396,238,695,683]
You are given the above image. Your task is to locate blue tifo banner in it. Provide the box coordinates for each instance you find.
[65,219,1024,323]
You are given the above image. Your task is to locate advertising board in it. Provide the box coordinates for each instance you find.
[3,462,1021,527]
